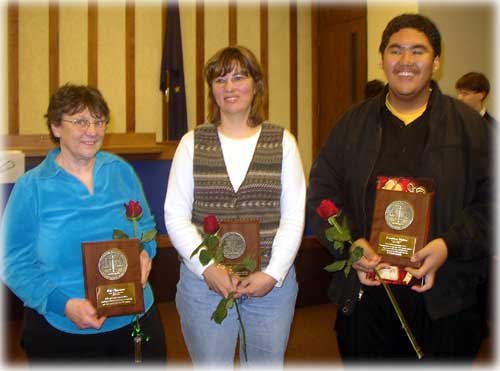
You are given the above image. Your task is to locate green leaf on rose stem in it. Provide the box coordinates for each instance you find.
[344,263,351,277]
[206,235,219,249]
[199,249,212,266]
[325,225,351,243]
[350,246,363,263]
[141,229,157,243]
[333,240,345,251]
[211,298,229,324]
[324,260,347,272]
[190,242,205,259]
[325,226,337,242]
[214,244,224,264]
[113,229,129,240]
[226,295,235,309]
[243,256,257,272]
[138,241,145,252]
[232,263,246,272]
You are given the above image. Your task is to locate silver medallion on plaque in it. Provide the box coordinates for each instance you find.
[221,232,246,259]
[384,200,414,231]
[98,248,128,280]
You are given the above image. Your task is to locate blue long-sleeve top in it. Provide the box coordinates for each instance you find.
[1,148,157,334]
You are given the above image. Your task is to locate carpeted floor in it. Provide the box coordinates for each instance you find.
[3,302,493,367]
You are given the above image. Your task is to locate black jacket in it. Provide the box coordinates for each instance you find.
[307,82,492,320]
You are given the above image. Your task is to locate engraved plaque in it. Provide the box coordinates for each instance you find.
[221,232,246,259]
[220,220,260,278]
[368,177,435,285]
[82,239,144,317]
[384,201,414,231]
[98,249,128,280]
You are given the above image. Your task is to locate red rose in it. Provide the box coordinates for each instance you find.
[203,215,219,234]
[124,200,143,220]
[317,199,340,219]
[377,176,389,189]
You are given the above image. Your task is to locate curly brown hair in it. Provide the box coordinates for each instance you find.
[45,84,110,143]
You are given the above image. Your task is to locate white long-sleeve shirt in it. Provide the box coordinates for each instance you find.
[164,125,306,286]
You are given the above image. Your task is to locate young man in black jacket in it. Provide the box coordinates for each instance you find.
[307,14,491,362]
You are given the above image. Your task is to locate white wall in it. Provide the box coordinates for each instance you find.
[419,2,496,116]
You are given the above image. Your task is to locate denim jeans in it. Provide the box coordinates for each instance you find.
[176,263,298,368]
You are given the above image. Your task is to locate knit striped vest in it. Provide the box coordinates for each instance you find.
[192,122,283,268]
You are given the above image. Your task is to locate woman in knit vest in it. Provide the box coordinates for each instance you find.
[164,46,306,367]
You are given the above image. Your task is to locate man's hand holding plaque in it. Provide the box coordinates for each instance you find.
[368,176,435,285]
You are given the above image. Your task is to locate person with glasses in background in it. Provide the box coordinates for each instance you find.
[1,84,166,364]
[165,46,306,367]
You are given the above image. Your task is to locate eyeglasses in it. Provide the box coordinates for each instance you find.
[212,73,250,87]
[61,118,108,129]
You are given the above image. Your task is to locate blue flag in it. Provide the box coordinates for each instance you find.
[160,0,188,140]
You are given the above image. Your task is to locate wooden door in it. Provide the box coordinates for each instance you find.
[314,5,367,158]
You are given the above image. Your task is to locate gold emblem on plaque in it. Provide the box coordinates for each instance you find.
[384,200,414,231]
[98,248,128,280]
[221,232,246,259]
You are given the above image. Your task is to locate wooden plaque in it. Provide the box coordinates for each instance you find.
[220,220,260,277]
[368,179,434,285]
[82,239,144,317]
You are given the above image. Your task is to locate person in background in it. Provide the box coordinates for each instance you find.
[456,71,495,339]
[164,46,305,368]
[456,71,496,126]
[1,84,166,364]
[307,14,491,362]
[364,79,385,99]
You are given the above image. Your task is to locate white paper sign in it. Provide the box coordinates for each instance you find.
[0,151,25,184]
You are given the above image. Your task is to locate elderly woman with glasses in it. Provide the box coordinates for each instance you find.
[164,46,306,367]
[1,84,166,364]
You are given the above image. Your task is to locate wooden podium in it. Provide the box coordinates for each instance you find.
[82,239,144,317]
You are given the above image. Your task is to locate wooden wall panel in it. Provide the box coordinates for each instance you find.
[236,3,260,64]
[180,2,197,130]
[87,3,98,87]
[48,2,59,96]
[59,4,87,86]
[260,1,269,118]
[18,4,49,135]
[289,3,297,138]
[125,2,135,133]
[195,1,205,126]
[136,3,163,139]
[98,4,126,132]
[7,2,19,135]
[6,1,311,175]
[297,4,313,175]
[268,5,290,130]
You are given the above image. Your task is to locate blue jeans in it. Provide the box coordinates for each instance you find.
[176,263,298,368]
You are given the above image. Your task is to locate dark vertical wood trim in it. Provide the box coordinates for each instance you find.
[229,0,237,46]
[196,0,205,125]
[161,2,169,141]
[8,2,19,135]
[311,5,318,160]
[49,1,59,95]
[260,0,268,119]
[125,2,135,133]
[88,3,98,87]
[289,3,297,139]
